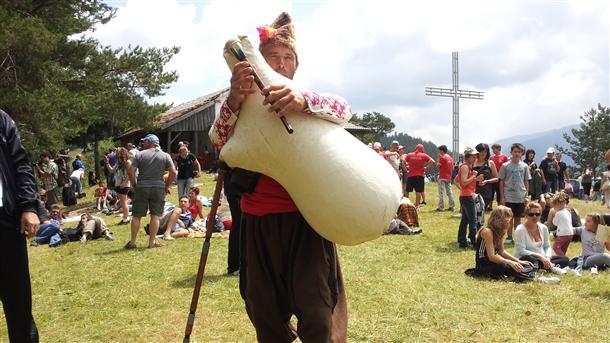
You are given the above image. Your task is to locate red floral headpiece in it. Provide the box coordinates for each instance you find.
[257,26,278,44]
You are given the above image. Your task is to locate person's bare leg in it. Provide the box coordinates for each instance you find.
[129,217,141,244]
[120,194,129,221]
[163,210,180,236]
[148,215,161,247]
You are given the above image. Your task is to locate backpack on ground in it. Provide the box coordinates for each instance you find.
[397,202,419,228]
[62,185,77,206]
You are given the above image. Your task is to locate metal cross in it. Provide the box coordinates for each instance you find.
[425,52,484,161]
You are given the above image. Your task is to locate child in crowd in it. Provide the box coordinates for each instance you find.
[497,143,531,245]
[580,213,610,272]
[551,192,573,256]
[469,206,535,280]
[95,181,108,210]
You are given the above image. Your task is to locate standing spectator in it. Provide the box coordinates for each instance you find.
[539,147,559,193]
[580,165,593,200]
[36,152,59,208]
[555,152,568,190]
[601,165,610,209]
[209,12,350,341]
[498,143,531,245]
[174,146,201,198]
[382,141,401,178]
[106,148,117,188]
[404,144,435,206]
[126,142,139,159]
[456,147,483,248]
[69,167,85,198]
[100,152,110,189]
[436,145,455,212]
[125,134,176,249]
[489,143,509,210]
[372,142,384,157]
[105,147,132,225]
[0,109,40,342]
[523,149,545,201]
[473,143,499,212]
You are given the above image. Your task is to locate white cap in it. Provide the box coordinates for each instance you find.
[546,147,555,154]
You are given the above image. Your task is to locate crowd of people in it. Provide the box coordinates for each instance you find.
[373,139,610,284]
[3,10,610,342]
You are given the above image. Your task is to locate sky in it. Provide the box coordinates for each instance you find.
[94,0,609,151]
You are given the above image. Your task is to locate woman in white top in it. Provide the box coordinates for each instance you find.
[513,202,569,271]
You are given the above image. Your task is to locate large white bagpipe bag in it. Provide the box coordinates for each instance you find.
[220,36,402,245]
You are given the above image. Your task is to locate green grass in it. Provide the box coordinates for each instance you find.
[1,176,609,342]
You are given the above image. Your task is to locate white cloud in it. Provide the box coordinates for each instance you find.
[91,0,609,152]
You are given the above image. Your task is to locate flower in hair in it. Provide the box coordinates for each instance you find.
[257,26,278,43]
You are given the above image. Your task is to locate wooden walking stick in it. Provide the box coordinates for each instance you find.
[183,163,227,343]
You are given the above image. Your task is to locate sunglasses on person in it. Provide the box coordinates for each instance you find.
[527,212,541,217]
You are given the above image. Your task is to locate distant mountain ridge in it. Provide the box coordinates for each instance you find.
[494,124,578,166]
[379,124,578,167]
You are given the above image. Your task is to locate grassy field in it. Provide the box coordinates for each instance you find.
[1,175,609,342]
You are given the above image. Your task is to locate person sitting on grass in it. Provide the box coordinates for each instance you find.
[157,196,192,240]
[187,186,206,221]
[94,180,109,211]
[77,213,114,243]
[579,213,610,272]
[30,204,62,247]
[513,201,569,273]
[468,205,535,280]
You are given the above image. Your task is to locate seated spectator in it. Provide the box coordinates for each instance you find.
[31,204,62,246]
[187,187,205,221]
[217,192,233,230]
[468,206,535,280]
[77,213,114,243]
[580,213,610,271]
[513,202,569,272]
[95,181,109,211]
[159,196,192,240]
[540,193,553,224]
[545,192,581,234]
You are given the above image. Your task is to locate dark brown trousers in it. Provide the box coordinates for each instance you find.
[240,212,347,343]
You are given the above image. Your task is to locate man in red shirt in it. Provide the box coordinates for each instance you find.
[209,12,350,342]
[489,143,509,210]
[404,144,435,206]
[436,145,455,211]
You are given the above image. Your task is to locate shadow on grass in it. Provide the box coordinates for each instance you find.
[584,290,610,300]
[435,241,475,254]
[94,246,173,255]
[172,273,231,288]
